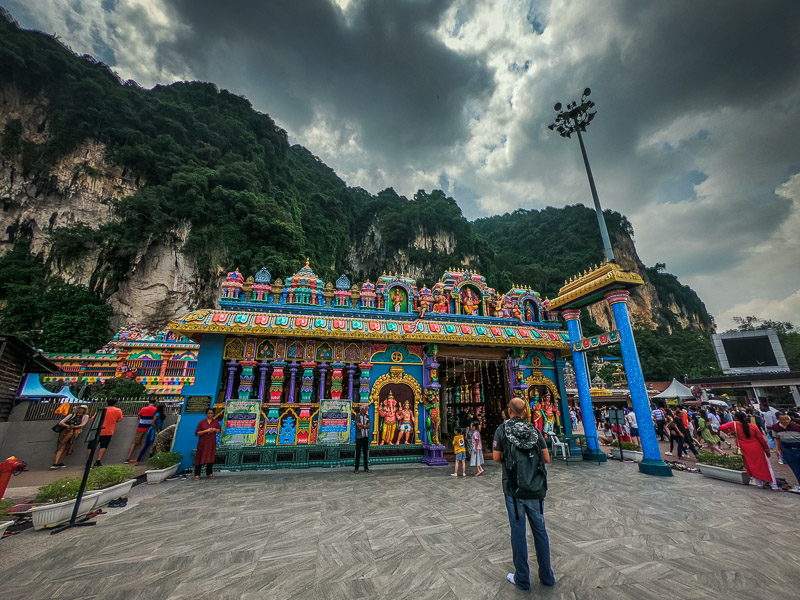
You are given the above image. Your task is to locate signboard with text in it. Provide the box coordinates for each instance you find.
[221,401,261,447]
[318,399,352,445]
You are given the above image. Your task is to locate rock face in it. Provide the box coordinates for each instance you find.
[587,232,714,335]
[0,84,209,331]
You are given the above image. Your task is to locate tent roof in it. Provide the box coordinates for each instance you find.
[17,374,66,398]
[57,386,81,402]
[653,378,695,399]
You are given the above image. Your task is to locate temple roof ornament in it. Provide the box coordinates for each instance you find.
[335,274,351,290]
[254,267,272,284]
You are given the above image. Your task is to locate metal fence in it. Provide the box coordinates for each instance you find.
[23,398,183,421]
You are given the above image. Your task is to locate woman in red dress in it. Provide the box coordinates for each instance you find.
[720,411,778,490]
[194,408,221,480]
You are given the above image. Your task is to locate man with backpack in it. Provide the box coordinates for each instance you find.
[492,397,556,591]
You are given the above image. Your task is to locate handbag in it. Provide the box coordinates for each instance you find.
[52,423,66,433]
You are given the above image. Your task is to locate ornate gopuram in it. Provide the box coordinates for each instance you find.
[168,261,574,471]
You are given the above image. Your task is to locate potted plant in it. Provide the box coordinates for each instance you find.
[609,441,643,461]
[30,478,103,530]
[0,499,15,537]
[88,465,136,507]
[146,452,183,484]
[696,452,748,484]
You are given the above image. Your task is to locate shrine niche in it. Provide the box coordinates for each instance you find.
[458,284,483,316]
[369,367,422,445]
[387,284,409,313]
[223,338,245,360]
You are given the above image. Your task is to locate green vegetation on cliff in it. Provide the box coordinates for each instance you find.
[0,16,718,378]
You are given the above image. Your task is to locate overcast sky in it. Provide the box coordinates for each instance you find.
[6,0,800,330]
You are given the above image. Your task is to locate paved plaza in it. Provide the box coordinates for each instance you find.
[2,459,799,600]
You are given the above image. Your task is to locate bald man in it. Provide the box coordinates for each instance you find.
[493,396,555,590]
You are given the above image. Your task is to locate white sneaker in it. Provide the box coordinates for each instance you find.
[778,456,784,465]
[789,486,800,494]
[665,452,673,456]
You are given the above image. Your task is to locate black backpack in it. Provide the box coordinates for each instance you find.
[504,430,548,503]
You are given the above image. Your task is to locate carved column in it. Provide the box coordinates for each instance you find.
[264,361,285,445]
[257,359,270,400]
[237,360,257,400]
[330,363,344,400]
[347,363,356,400]
[562,309,605,461]
[605,290,671,476]
[317,362,328,401]
[286,361,298,403]
[297,361,316,444]
[225,359,239,400]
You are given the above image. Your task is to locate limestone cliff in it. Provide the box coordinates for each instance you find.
[587,231,714,335]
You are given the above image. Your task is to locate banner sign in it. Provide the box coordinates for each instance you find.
[221,400,261,447]
[318,399,352,445]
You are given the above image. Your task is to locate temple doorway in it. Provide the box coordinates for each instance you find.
[437,346,510,443]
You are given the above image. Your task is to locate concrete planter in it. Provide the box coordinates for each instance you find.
[145,463,179,484]
[609,447,644,462]
[94,479,136,507]
[697,463,749,485]
[0,520,14,537]
[30,490,103,530]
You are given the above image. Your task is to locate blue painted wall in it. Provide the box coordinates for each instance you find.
[174,334,225,471]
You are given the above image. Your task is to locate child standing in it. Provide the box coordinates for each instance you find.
[469,422,484,476]
[452,429,466,477]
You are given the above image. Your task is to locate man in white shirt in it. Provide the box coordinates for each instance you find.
[625,409,639,446]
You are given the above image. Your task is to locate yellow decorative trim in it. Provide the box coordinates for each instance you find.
[168,312,569,350]
[524,370,560,401]
[369,366,423,444]
[549,261,643,310]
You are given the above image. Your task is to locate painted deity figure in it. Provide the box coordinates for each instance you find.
[379,392,398,445]
[461,288,479,315]
[424,391,440,445]
[530,392,543,431]
[433,291,449,314]
[525,304,533,322]
[397,400,416,444]
[492,294,505,317]
[512,303,523,323]
[418,294,431,317]
[542,395,559,434]
[391,289,404,312]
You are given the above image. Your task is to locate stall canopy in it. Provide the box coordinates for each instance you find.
[17,374,66,399]
[57,386,81,403]
[653,378,695,400]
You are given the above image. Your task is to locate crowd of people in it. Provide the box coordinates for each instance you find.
[49,398,175,469]
[591,400,800,493]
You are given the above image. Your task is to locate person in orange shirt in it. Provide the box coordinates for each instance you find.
[86,398,124,467]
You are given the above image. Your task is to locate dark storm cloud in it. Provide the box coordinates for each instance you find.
[158,0,493,162]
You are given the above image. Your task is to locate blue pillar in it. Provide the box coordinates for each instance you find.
[562,309,606,461]
[605,291,672,477]
[555,358,579,453]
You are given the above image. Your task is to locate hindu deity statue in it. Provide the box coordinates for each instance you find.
[530,391,543,431]
[397,400,416,444]
[542,394,559,434]
[423,390,440,445]
[512,302,523,323]
[492,294,505,317]
[461,288,479,315]
[379,392,398,445]
[433,290,449,314]
[418,287,432,317]
[524,304,533,322]
[391,289,404,312]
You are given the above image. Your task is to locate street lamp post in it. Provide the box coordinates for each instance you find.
[548,88,615,262]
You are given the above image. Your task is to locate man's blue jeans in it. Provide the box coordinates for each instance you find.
[504,494,555,589]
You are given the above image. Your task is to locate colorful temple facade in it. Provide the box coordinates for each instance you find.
[42,323,199,399]
[168,261,574,470]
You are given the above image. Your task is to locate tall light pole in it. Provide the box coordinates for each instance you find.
[548,88,615,262]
